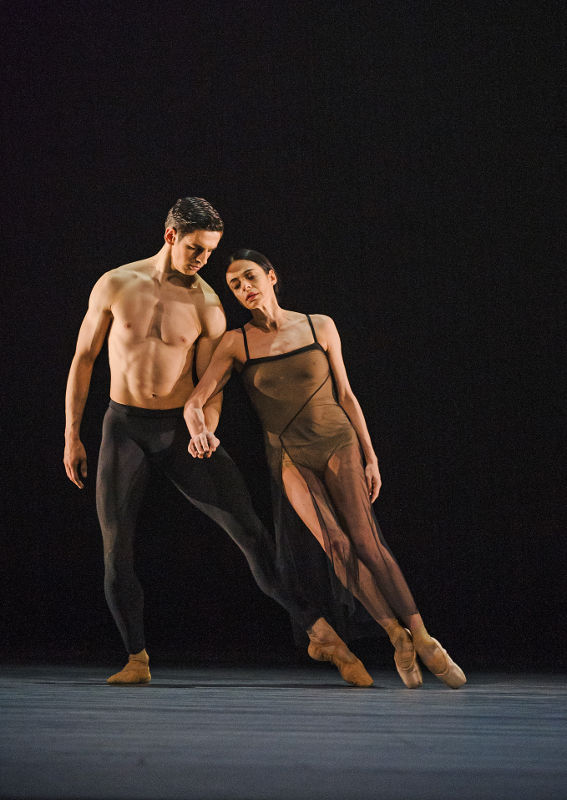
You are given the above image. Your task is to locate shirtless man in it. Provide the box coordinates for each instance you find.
[63,197,373,687]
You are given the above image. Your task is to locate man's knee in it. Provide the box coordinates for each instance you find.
[103,547,135,582]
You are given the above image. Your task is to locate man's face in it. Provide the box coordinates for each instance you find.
[166,228,222,276]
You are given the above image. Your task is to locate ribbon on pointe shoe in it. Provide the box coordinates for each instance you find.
[393,629,423,689]
[427,638,466,689]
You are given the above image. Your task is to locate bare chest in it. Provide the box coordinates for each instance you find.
[245,328,316,359]
[110,283,202,347]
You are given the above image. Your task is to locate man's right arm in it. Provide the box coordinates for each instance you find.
[63,273,114,488]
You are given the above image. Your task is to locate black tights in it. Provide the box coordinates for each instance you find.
[96,401,319,653]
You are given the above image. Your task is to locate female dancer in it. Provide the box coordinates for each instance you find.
[185,250,466,688]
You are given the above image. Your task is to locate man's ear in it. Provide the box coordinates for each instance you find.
[164,227,177,245]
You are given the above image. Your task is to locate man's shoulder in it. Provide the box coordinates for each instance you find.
[192,278,225,337]
[94,259,152,294]
[107,258,154,282]
[194,277,224,321]
[96,258,150,284]
[89,260,152,309]
[195,275,222,306]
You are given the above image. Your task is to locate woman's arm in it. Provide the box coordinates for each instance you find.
[184,330,240,457]
[316,315,382,502]
[193,303,228,435]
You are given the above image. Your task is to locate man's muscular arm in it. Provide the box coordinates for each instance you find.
[63,273,114,488]
[193,302,227,435]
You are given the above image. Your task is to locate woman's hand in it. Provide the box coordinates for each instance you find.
[365,461,382,502]
[188,431,220,459]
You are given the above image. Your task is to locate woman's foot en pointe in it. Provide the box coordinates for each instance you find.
[106,649,151,684]
[392,628,423,689]
[413,635,466,689]
[307,618,373,687]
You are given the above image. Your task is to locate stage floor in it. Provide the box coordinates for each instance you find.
[1,665,566,800]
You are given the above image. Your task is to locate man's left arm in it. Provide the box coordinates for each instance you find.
[194,303,227,433]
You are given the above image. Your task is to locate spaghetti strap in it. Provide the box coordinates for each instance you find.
[306,314,318,343]
[241,326,250,361]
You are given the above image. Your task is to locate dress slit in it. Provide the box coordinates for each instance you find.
[239,316,419,629]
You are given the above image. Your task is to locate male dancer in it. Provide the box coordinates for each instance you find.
[64,197,372,686]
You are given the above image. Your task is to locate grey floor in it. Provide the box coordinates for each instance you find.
[1,665,566,800]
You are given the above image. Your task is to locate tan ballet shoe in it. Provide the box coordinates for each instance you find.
[393,628,423,689]
[308,641,374,687]
[106,649,151,684]
[307,620,375,688]
[307,618,373,687]
[417,638,466,689]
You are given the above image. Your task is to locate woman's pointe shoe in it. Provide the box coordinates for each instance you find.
[308,641,374,687]
[106,650,151,684]
[307,619,373,687]
[417,638,466,689]
[393,629,423,689]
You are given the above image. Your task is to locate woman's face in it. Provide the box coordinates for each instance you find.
[226,259,277,308]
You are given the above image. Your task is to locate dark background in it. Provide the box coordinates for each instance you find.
[2,0,565,670]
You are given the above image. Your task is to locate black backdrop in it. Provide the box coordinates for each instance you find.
[2,0,565,669]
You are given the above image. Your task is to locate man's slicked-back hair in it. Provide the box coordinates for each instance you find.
[165,197,224,236]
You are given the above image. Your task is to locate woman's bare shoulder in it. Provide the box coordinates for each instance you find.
[223,327,248,364]
[223,327,246,349]
[310,313,337,333]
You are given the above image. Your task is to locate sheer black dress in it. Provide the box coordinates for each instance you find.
[238,314,419,628]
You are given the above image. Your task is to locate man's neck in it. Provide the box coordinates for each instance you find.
[151,244,198,288]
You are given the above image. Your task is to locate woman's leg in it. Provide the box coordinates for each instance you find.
[325,445,465,686]
[282,452,464,687]
[281,456,408,627]
[281,459,416,664]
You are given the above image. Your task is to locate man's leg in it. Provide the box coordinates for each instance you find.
[163,434,319,630]
[161,426,373,686]
[96,405,151,683]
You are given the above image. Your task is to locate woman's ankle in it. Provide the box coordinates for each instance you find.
[307,617,339,644]
[407,618,433,647]
[382,618,409,648]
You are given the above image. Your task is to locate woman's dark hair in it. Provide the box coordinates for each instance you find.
[227,248,280,295]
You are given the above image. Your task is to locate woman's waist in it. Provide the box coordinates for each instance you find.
[263,418,355,450]
[250,394,346,418]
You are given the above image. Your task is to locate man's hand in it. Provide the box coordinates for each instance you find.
[365,461,382,503]
[64,439,88,488]
[188,431,220,459]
